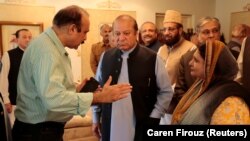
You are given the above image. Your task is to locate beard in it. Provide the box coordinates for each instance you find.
[165,34,181,47]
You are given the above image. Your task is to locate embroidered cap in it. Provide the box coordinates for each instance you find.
[163,10,182,24]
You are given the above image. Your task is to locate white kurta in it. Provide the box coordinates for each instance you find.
[110,51,135,141]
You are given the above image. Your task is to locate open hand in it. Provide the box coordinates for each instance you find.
[92,76,132,104]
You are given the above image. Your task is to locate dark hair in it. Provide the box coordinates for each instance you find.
[198,43,206,60]
[13,28,29,38]
[198,42,228,79]
[140,21,158,33]
[53,5,88,32]
[197,43,221,78]
[176,23,183,29]
[100,24,112,32]
[220,33,226,44]
[113,15,138,32]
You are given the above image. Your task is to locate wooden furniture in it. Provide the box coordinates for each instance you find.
[63,110,98,141]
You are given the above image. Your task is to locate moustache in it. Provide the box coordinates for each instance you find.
[143,35,153,38]
[165,35,173,39]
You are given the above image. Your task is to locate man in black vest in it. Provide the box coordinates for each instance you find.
[92,15,173,141]
[0,28,32,127]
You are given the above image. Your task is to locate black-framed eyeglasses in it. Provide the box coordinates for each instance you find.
[162,27,178,32]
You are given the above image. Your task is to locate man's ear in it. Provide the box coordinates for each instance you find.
[68,24,77,34]
[178,27,183,35]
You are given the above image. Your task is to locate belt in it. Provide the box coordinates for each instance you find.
[15,119,65,130]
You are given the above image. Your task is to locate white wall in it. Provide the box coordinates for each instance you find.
[0,0,216,79]
[3,0,248,78]
[2,0,249,42]
[215,0,250,42]
[0,0,215,29]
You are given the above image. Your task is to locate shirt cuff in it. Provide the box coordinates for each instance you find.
[150,108,163,119]
[92,105,101,124]
[77,92,93,116]
[3,95,10,104]
[92,112,100,124]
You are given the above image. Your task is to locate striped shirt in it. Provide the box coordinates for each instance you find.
[15,28,93,124]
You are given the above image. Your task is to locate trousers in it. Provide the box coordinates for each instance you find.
[12,119,65,141]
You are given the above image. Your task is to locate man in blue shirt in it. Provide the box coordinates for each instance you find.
[0,28,32,128]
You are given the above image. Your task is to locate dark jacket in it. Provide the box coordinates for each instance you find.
[99,44,158,141]
[144,40,163,52]
[243,36,250,93]
[227,40,241,59]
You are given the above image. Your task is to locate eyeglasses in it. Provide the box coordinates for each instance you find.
[162,27,178,32]
[200,28,220,35]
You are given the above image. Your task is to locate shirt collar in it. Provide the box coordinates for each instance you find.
[45,27,68,56]
[17,46,25,51]
[121,43,137,57]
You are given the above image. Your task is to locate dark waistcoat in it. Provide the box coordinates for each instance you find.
[146,40,163,52]
[7,47,24,105]
[99,45,158,141]
[227,40,241,59]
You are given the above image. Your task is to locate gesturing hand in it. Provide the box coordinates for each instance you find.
[92,76,132,104]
